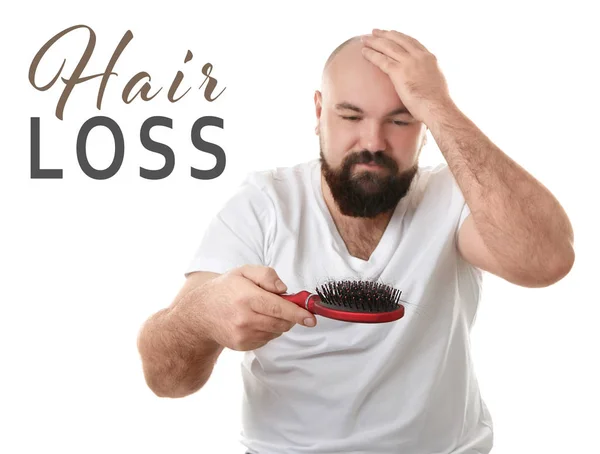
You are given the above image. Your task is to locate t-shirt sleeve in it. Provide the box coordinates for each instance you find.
[458,201,471,229]
[451,171,472,243]
[184,178,275,277]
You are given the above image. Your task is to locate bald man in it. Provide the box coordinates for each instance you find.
[137,29,574,454]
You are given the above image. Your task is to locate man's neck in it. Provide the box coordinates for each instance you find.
[320,174,394,260]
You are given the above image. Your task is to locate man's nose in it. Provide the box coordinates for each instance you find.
[360,121,387,152]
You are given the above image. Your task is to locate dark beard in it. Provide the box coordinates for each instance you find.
[320,149,418,218]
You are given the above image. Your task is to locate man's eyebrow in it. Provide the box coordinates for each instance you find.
[385,106,412,116]
[334,102,412,117]
[335,102,363,113]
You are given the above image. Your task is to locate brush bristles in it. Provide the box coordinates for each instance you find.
[315,280,402,313]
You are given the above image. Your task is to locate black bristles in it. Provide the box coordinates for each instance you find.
[315,280,402,313]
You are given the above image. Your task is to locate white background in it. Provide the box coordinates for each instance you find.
[1,1,598,453]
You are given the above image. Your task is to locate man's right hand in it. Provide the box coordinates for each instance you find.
[183,265,317,351]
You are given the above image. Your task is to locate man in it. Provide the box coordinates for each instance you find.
[137,29,574,454]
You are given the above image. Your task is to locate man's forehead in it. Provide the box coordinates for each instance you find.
[323,75,406,117]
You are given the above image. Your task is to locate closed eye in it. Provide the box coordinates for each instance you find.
[341,116,410,126]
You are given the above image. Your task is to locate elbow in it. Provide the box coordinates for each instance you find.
[148,384,198,400]
[136,312,216,399]
[142,366,210,399]
[142,370,179,398]
[139,349,212,399]
[543,246,575,286]
[539,243,575,286]
[512,245,575,288]
[145,379,176,399]
[136,318,188,398]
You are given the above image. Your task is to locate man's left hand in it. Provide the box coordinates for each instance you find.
[361,29,453,124]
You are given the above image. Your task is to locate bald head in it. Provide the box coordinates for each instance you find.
[322,36,362,75]
[319,34,398,103]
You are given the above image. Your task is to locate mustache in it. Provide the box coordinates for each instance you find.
[343,150,398,172]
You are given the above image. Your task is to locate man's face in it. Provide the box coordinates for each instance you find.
[315,39,426,218]
[319,145,419,219]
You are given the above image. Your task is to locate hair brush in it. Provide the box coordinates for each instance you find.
[281,279,405,323]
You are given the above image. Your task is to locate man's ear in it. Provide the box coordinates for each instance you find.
[314,90,322,135]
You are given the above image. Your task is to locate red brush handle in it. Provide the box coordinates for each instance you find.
[281,291,404,323]
[281,291,318,312]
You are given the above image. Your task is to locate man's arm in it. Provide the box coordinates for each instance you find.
[137,271,224,398]
[428,102,574,287]
[360,29,575,287]
[137,266,316,398]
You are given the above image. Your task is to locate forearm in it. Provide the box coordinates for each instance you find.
[137,288,224,398]
[427,101,574,276]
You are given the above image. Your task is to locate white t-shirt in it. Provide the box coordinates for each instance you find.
[185,158,493,454]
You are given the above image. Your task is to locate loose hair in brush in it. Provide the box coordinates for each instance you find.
[282,279,406,323]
